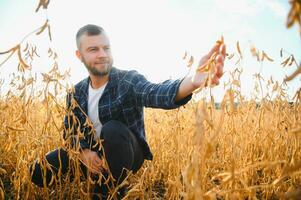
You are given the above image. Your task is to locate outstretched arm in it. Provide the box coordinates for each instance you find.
[175,43,226,101]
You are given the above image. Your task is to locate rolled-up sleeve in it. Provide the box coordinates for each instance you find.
[131,71,192,109]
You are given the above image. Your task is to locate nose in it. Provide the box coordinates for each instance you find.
[97,48,108,58]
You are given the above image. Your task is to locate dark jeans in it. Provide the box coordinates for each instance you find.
[30,120,144,199]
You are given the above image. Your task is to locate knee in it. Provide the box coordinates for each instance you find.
[101,120,131,143]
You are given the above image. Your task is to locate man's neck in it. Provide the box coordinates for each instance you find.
[89,74,109,89]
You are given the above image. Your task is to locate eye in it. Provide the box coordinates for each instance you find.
[89,48,97,52]
[104,46,110,51]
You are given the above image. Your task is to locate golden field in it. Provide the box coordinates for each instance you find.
[0,72,300,199]
[0,1,300,198]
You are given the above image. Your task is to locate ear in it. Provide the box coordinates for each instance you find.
[76,50,82,62]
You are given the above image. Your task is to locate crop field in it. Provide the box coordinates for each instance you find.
[0,0,301,199]
[0,67,300,199]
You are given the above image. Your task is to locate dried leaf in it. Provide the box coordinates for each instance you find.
[0,47,18,67]
[272,81,279,93]
[236,41,242,58]
[0,167,7,175]
[17,46,31,70]
[31,46,40,58]
[227,53,234,60]
[23,43,29,52]
[48,48,53,57]
[261,51,274,62]
[47,24,52,41]
[53,52,58,60]
[280,48,283,57]
[232,79,240,87]
[0,46,18,55]
[292,87,301,101]
[182,51,187,60]
[288,55,295,66]
[284,187,301,199]
[284,65,301,82]
[250,45,260,61]
[289,127,301,135]
[286,1,301,28]
[281,56,291,67]
[36,20,49,35]
[187,56,194,68]
[0,187,4,200]
[35,0,50,12]
[6,126,26,132]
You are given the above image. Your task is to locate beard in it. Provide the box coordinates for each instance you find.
[82,58,113,77]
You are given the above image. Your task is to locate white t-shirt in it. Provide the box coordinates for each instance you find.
[88,82,107,140]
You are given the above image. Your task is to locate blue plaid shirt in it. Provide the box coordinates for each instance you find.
[64,67,192,160]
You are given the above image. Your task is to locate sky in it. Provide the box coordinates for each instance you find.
[0,0,300,101]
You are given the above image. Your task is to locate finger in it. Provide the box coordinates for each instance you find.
[91,164,102,173]
[94,157,108,171]
[212,75,220,85]
[93,160,102,169]
[78,156,100,173]
[220,44,226,56]
[215,62,224,78]
[207,43,221,58]
[91,169,101,174]
[215,54,224,64]
[93,154,102,163]
[215,53,224,76]
[83,162,99,174]
[94,154,105,166]
[94,160,105,171]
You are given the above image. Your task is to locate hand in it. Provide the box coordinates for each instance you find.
[79,149,107,174]
[192,42,226,88]
[175,40,226,101]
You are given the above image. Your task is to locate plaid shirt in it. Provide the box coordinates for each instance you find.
[64,67,192,160]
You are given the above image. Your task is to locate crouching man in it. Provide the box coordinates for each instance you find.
[30,24,226,199]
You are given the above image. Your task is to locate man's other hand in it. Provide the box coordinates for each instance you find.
[79,149,107,174]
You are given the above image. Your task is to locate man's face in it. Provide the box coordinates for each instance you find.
[76,33,113,76]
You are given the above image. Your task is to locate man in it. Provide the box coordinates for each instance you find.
[30,24,226,199]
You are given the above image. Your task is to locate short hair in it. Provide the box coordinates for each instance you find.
[76,24,104,49]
